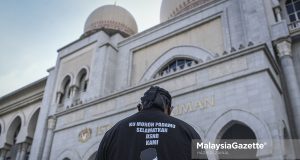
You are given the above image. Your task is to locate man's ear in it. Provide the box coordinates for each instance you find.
[167,106,172,115]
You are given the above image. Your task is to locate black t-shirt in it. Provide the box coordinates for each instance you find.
[95,108,201,160]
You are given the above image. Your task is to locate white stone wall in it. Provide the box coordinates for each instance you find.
[45,46,292,159]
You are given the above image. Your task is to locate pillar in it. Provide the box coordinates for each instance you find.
[19,143,29,160]
[56,92,63,104]
[276,40,300,138]
[0,149,8,160]
[41,116,56,160]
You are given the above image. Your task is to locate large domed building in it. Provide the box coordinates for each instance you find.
[83,5,138,37]
[1,0,300,160]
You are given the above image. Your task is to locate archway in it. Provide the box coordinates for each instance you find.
[206,109,273,159]
[0,119,4,137]
[56,149,81,160]
[6,116,22,160]
[28,108,40,138]
[218,122,258,160]
[140,45,216,82]
[25,108,40,159]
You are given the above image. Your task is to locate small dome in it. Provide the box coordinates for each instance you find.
[160,0,213,22]
[83,5,138,37]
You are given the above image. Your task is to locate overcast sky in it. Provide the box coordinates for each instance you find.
[0,0,162,97]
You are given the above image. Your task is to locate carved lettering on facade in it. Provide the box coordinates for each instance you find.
[96,124,113,136]
[172,96,215,116]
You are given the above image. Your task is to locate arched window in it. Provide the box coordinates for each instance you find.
[154,58,198,78]
[78,71,88,92]
[6,117,22,160]
[59,76,71,104]
[13,123,21,144]
[286,0,300,22]
[65,79,71,98]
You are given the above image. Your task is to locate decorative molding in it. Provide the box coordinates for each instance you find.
[0,92,43,116]
[205,109,273,157]
[168,0,214,20]
[276,40,292,57]
[78,128,92,143]
[47,116,57,130]
[140,45,216,82]
[53,44,280,118]
[86,20,136,36]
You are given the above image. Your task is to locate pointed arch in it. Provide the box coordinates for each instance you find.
[75,66,90,85]
[140,45,216,82]
[206,109,273,158]
[59,74,73,92]
[75,66,90,92]
[6,116,22,145]
[217,122,258,159]
[27,108,40,138]
[58,74,73,103]
[8,112,26,127]
[82,141,100,160]
[56,149,81,160]
[0,118,4,136]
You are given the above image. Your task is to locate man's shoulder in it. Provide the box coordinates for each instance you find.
[168,115,190,126]
[168,116,200,138]
[112,112,140,127]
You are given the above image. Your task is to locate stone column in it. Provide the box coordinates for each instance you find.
[70,85,79,105]
[19,143,29,160]
[15,144,22,160]
[0,149,8,160]
[276,40,300,138]
[41,116,56,160]
[56,92,63,104]
[29,68,56,160]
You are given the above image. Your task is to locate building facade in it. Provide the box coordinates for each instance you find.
[1,0,300,159]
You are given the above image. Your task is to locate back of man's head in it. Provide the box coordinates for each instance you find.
[140,86,172,112]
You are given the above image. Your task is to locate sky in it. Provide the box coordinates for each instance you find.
[0,0,162,97]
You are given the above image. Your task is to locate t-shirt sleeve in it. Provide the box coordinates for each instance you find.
[95,129,113,160]
[189,126,200,139]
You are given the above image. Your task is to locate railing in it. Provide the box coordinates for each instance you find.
[288,20,300,32]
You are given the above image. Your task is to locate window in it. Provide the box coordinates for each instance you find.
[13,123,21,144]
[155,58,198,78]
[79,72,87,92]
[286,0,300,22]
[76,68,88,95]
[59,77,71,104]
